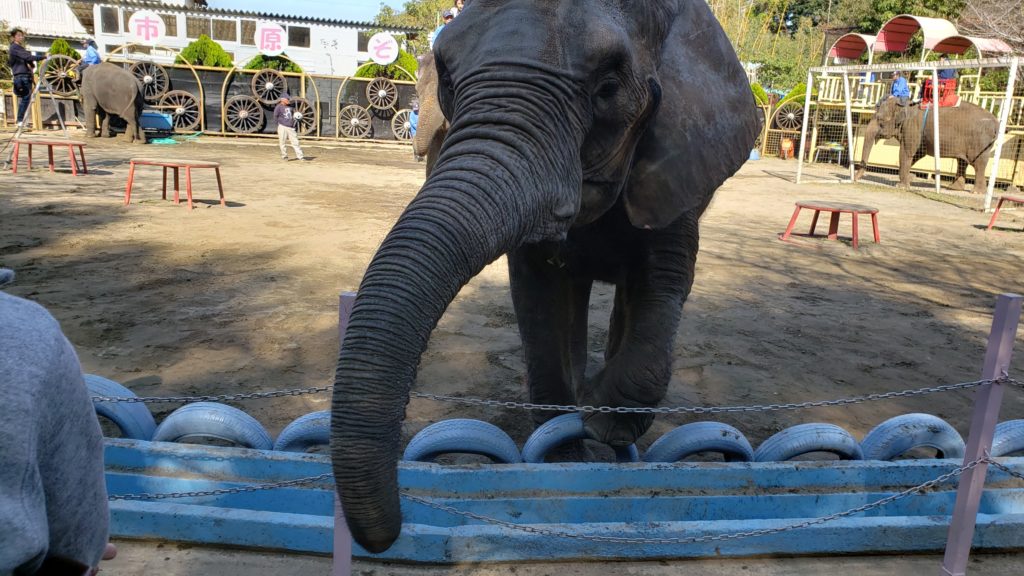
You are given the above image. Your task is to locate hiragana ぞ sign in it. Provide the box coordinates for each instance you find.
[368,33,399,65]
[127,10,166,45]
[255,22,287,57]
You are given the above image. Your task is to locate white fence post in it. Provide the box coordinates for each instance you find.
[796,70,814,184]
[985,57,1019,211]
[940,293,1023,576]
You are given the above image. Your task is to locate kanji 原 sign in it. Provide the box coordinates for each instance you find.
[127,10,166,45]
[255,22,287,57]
[368,33,399,65]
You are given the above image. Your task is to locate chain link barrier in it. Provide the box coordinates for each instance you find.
[109,456,1024,546]
[93,377,1022,415]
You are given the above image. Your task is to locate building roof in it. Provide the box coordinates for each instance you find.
[931,35,1015,56]
[874,14,960,52]
[828,33,876,60]
[67,0,420,34]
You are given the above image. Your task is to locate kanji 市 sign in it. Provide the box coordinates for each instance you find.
[127,10,166,45]
[368,33,399,65]
[255,22,287,57]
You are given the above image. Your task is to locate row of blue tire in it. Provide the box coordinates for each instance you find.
[88,374,1024,463]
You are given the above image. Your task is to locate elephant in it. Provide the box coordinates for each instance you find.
[80,62,145,143]
[854,96,998,192]
[331,0,759,553]
[412,52,448,176]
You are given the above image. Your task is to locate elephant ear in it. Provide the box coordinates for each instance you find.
[623,2,760,229]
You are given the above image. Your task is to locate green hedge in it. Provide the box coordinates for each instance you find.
[176,35,232,68]
[751,82,769,106]
[780,82,817,105]
[49,38,80,58]
[243,54,303,74]
[353,49,418,81]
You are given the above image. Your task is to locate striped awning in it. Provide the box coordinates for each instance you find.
[874,14,960,52]
[931,35,1015,55]
[828,33,877,59]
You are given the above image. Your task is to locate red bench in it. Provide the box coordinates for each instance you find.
[124,158,225,211]
[986,195,1024,231]
[10,138,88,176]
[780,201,880,250]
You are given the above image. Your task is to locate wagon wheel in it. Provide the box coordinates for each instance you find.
[391,109,413,141]
[224,95,265,134]
[129,61,169,102]
[365,78,399,110]
[158,90,201,132]
[338,104,372,139]
[251,69,287,105]
[290,97,317,136]
[42,55,79,97]
[774,101,804,131]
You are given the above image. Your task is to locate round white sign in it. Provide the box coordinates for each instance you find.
[254,22,287,57]
[127,10,166,45]
[368,33,400,65]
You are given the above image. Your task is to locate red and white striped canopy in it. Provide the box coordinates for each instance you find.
[828,33,877,59]
[931,35,1015,55]
[874,14,960,52]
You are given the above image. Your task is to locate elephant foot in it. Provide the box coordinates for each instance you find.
[949,179,966,192]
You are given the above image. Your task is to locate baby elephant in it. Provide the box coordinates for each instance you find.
[80,62,145,143]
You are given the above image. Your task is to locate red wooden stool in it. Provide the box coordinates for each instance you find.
[986,195,1024,231]
[124,158,225,211]
[10,138,88,176]
[780,201,880,250]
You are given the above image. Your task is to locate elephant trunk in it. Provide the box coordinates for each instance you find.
[854,121,880,181]
[331,77,583,553]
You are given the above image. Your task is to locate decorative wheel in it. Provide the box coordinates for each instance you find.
[251,68,287,105]
[338,104,372,139]
[158,90,201,132]
[774,101,804,131]
[129,61,169,102]
[365,77,398,110]
[43,55,79,97]
[391,109,413,141]
[289,97,317,136]
[224,95,265,134]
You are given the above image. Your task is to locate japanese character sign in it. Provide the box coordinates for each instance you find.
[368,33,399,65]
[128,10,166,45]
[255,22,287,57]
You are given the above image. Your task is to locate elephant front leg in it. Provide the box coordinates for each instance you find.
[100,113,112,138]
[950,159,968,191]
[509,244,593,428]
[972,155,990,194]
[582,216,697,447]
[898,151,914,189]
[84,105,97,138]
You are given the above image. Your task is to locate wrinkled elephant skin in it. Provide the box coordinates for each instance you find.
[80,63,145,144]
[331,0,760,553]
[412,52,448,176]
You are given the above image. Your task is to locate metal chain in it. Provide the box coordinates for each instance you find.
[108,473,332,501]
[401,457,996,545]
[988,460,1024,483]
[92,377,1022,412]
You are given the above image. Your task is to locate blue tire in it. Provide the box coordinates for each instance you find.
[403,419,521,464]
[860,413,965,461]
[274,411,330,452]
[992,420,1024,457]
[521,413,640,464]
[754,423,863,462]
[643,422,754,463]
[152,402,272,450]
[85,374,157,441]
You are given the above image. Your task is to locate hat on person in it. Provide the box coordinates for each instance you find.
[280,93,291,101]
[443,9,454,19]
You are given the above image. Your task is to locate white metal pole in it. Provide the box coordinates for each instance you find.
[842,71,856,182]
[985,57,1019,211]
[932,67,942,195]
[796,70,814,184]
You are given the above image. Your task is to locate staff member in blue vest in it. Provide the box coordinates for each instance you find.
[7,27,49,128]
[890,70,911,106]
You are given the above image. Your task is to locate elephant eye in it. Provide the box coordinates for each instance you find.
[595,80,619,101]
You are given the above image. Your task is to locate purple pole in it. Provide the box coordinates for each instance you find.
[333,292,357,576]
[940,293,1022,576]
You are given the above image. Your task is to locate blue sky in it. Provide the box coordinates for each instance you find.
[214,0,406,23]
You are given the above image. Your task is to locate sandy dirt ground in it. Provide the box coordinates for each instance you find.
[2,133,1024,575]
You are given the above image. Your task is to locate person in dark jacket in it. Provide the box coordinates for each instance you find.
[7,28,48,127]
[274,94,306,161]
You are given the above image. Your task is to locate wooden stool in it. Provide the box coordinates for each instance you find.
[124,158,225,211]
[986,195,1024,231]
[10,138,88,176]
[780,201,880,250]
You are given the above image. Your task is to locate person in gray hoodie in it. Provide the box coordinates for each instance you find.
[274,94,306,161]
[0,269,116,575]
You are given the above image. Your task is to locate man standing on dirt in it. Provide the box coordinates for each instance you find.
[8,27,49,128]
[274,94,306,162]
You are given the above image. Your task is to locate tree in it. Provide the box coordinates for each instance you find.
[354,49,418,80]
[0,23,10,81]
[243,54,303,74]
[49,38,80,59]
[958,0,1024,52]
[176,34,232,68]
[376,0,451,54]
[847,0,966,33]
